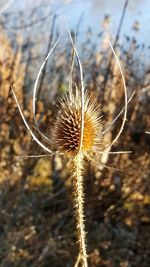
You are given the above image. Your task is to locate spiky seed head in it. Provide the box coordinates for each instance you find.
[52,94,102,157]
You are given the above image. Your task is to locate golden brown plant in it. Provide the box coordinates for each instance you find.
[0,27,25,100]
[52,93,102,156]
[0,28,25,184]
[11,27,128,267]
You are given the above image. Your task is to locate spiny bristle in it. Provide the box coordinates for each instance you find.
[52,94,102,156]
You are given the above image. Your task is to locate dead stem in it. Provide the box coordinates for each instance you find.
[73,152,88,267]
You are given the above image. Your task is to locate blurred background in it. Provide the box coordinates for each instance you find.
[0,0,150,266]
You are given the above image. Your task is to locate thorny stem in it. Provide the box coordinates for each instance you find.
[73,152,88,267]
[66,22,88,266]
[74,253,81,267]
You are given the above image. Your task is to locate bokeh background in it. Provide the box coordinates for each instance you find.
[0,1,150,266]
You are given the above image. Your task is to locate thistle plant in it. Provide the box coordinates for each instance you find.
[11,27,129,267]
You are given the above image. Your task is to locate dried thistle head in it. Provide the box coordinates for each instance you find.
[11,29,129,166]
[11,30,128,163]
[52,93,103,157]
[11,26,129,267]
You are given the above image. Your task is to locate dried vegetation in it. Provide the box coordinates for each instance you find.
[0,7,150,267]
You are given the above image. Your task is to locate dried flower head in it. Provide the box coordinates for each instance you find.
[52,93,102,157]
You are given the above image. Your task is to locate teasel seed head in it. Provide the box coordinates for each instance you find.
[52,93,103,157]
